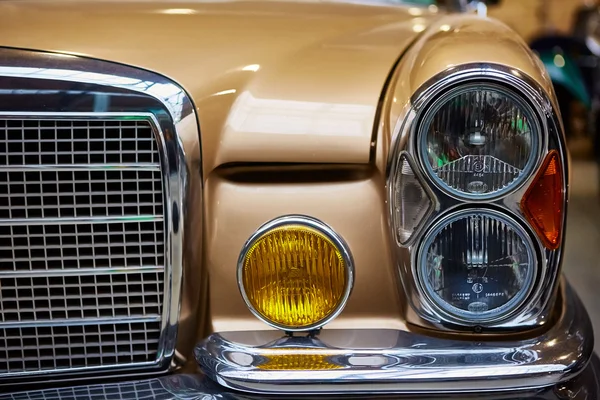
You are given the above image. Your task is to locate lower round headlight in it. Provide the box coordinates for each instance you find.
[417,209,536,323]
[238,216,354,331]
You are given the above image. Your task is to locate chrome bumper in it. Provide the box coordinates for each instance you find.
[4,361,600,400]
[195,282,594,395]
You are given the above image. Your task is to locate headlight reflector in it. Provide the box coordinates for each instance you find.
[238,216,353,331]
[392,152,435,245]
[419,83,540,199]
[418,209,536,322]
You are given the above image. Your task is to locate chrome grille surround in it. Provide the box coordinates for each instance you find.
[0,47,199,383]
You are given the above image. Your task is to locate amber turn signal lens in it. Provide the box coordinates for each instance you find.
[238,216,353,331]
[520,150,564,249]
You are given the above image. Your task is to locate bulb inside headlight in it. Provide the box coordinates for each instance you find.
[418,209,536,323]
[418,83,540,199]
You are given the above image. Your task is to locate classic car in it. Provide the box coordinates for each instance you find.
[0,0,597,398]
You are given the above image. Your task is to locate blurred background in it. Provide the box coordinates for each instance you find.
[488,0,600,350]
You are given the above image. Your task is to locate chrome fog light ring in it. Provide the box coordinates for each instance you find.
[415,208,538,325]
[237,215,355,332]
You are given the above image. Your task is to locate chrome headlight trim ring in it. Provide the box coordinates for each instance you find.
[236,215,355,332]
[415,208,538,325]
[415,81,543,202]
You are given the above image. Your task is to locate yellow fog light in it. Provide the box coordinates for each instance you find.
[238,215,354,331]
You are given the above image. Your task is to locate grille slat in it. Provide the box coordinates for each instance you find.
[2,165,161,171]
[0,119,160,166]
[0,221,164,270]
[0,322,161,372]
[0,117,166,375]
[0,169,163,219]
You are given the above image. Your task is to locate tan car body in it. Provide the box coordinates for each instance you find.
[0,0,556,364]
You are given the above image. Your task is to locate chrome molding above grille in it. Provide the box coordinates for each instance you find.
[0,47,200,383]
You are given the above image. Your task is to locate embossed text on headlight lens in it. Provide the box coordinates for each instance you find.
[419,83,539,199]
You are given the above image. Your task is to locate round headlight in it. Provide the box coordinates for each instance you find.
[238,216,354,331]
[418,83,540,199]
[418,209,536,323]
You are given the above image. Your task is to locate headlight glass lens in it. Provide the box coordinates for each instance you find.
[419,210,535,322]
[239,220,352,330]
[419,83,539,199]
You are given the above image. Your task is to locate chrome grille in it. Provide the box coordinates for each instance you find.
[0,117,166,375]
[2,376,195,400]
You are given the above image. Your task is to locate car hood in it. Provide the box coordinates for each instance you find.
[0,0,439,172]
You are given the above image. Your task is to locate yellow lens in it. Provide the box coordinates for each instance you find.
[239,219,351,330]
[258,353,342,370]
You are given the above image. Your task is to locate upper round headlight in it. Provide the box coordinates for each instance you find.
[417,209,536,323]
[418,83,540,199]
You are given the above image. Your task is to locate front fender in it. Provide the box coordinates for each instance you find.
[377,14,557,173]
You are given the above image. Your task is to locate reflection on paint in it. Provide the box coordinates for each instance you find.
[226,91,374,137]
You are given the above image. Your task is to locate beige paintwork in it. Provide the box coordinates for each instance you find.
[0,0,440,174]
[204,165,406,334]
[0,0,561,365]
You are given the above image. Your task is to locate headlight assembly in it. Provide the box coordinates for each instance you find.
[418,83,541,200]
[388,64,567,331]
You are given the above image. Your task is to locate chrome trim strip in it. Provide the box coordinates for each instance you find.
[236,215,355,332]
[0,68,188,123]
[386,63,568,331]
[196,280,593,395]
[0,316,162,329]
[0,266,165,277]
[0,164,161,171]
[0,215,163,225]
[0,361,160,380]
[0,47,200,380]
